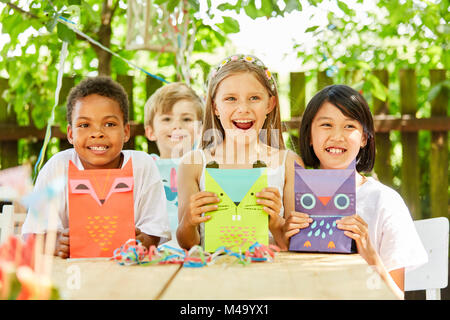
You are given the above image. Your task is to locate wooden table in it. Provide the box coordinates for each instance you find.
[51,258,179,300]
[51,252,398,300]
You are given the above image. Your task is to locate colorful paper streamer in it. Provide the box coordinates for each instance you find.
[111,239,280,268]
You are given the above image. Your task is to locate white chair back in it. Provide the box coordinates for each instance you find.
[404,217,449,300]
[0,204,15,243]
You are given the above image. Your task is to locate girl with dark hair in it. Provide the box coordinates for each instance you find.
[284,85,427,298]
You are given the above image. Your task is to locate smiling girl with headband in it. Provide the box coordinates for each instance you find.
[176,54,303,250]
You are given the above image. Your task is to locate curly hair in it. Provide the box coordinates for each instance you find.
[66,76,129,124]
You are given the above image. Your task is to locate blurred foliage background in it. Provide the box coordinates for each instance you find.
[0,0,448,218]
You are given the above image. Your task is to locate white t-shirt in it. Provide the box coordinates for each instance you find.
[356,177,428,273]
[21,149,171,243]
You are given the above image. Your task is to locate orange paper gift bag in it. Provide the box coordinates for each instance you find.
[68,159,135,258]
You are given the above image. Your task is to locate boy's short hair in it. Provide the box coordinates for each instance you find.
[67,76,129,125]
[299,84,376,172]
[144,82,204,128]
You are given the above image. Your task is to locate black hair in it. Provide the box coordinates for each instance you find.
[299,84,375,172]
[66,76,129,124]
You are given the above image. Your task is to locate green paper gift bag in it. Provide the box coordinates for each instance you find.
[204,167,268,252]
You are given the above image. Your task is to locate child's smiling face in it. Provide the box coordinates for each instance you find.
[146,99,201,158]
[310,102,367,170]
[213,72,275,144]
[67,94,130,169]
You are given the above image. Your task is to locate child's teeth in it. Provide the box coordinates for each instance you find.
[234,120,252,123]
[90,146,107,151]
[328,148,344,154]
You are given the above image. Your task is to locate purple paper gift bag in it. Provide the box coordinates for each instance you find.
[289,161,357,253]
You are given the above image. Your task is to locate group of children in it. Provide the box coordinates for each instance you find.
[21,54,427,296]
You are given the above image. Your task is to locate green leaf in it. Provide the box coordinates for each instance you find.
[284,0,302,12]
[65,5,80,19]
[244,1,259,19]
[194,59,211,71]
[56,23,75,44]
[81,1,97,19]
[157,52,176,68]
[187,0,200,11]
[305,26,319,33]
[337,0,353,16]
[50,286,61,300]
[261,0,273,17]
[442,80,450,89]
[355,61,371,71]
[68,0,81,5]
[217,16,240,34]
[194,58,212,83]
[217,3,236,11]
[7,274,22,300]
[3,14,29,40]
[426,83,442,102]
[45,13,59,33]
[352,80,365,92]
[167,0,181,12]
[111,55,129,75]
[327,11,334,22]
[366,73,387,102]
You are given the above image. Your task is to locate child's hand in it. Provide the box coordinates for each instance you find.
[336,214,378,265]
[54,228,70,259]
[135,227,144,244]
[256,187,283,231]
[135,227,159,249]
[187,191,220,227]
[283,211,313,242]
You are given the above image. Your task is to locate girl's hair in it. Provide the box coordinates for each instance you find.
[144,82,204,129]
[200,54,285,150]
[299,84,375,172]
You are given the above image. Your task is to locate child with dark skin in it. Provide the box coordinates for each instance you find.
[22,77,168,258]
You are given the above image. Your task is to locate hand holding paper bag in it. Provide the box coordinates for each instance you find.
[255,187,284,233]
[204,167,269,253]
[186,191,220,226]
[288,161,357,253]
[335,214,378,264]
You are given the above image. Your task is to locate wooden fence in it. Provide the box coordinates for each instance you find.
[0,70,448,221]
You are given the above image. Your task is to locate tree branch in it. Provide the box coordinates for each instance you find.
[5,1,40,19]
[111,0,121,16]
